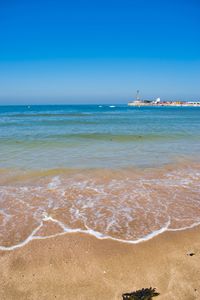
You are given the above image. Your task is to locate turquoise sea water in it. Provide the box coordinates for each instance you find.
[0,105,200,169]
[1,105,200,249]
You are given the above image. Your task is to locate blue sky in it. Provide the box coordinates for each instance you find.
[0,0,199,104]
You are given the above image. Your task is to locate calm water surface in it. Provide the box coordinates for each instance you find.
[0,105,200,249]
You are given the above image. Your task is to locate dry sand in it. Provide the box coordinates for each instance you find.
[0,226,200,300]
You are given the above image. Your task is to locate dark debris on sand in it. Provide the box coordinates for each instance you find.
[122,287,160,300]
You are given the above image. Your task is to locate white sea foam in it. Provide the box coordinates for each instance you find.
[1,166,200,251]
[0,214,170,251]
[0,223,43,251]
[1,213,200,252]
[47,176,61,189]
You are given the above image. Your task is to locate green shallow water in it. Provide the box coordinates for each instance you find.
[0,104,200,169]
[1,105,200,248]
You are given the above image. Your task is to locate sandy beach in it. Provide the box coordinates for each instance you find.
[1,0,200,297]
[0,226,200,300]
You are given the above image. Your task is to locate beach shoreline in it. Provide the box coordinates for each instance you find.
[1,225,200,300]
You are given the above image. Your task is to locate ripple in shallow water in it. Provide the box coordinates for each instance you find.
[0,162,200,250]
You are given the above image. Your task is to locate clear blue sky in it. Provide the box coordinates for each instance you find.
[0,0,200,104]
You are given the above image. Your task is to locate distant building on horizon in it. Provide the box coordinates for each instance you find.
[128,91,200,107]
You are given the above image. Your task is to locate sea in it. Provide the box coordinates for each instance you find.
[0,104,200,250]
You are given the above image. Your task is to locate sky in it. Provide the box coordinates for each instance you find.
[0,0,200,104]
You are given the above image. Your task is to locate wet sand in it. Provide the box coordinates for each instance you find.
[1,162,200,248]
[0,226,200,300]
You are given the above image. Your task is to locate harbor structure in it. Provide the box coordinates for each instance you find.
[128,91,200,107]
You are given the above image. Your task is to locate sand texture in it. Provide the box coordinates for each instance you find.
[0,226,200,300]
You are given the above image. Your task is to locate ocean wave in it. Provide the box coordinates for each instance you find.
[0,133,195,145]
[1,162,200,250]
